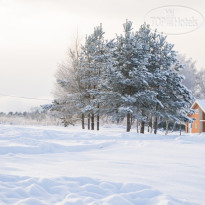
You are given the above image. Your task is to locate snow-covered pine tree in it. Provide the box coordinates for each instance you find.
[89,24,107,131]
[79,24,107,130]
[158,70,195,135]
[137,23,194,134]
[79,34,95,130]
[101,20,158,132]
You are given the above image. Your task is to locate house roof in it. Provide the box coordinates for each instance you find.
[191,100,205,113]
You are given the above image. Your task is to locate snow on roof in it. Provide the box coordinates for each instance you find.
[193,100,205,113]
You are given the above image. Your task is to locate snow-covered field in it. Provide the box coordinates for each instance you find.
[0,125,204,205]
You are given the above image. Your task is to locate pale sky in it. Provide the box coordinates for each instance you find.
[0,0,204,112]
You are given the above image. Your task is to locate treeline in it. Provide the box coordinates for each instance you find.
[0,108,60,126]
[51,20,195,133]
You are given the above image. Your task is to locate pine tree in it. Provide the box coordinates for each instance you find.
[137,24,194,133]
[101,20,158,132]
[79,24,107,130]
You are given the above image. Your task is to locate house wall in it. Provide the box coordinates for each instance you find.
[187,104,200,133]
[203,111,205,132]
[200,108,202,133]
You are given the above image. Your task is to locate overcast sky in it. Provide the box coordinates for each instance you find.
[0,0,204,112]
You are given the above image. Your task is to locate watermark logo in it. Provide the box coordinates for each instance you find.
[144,5,204,35]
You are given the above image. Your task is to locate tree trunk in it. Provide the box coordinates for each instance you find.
[165,120,169,135]
[136,119,139,133]
[154,116,158,134]
[140,111,146,134]
[154,100,159,134]
[126,63,131,132]
[97,115,99,131]
[147,114,149,132]
[88,114,90,130]
[82,113,85,129]
[140,121,145,133]
[97,104,99,131]
[127,113,131,132]
[172,121,176,132]
[180,122,182,136]
[150,114,153,133]
[91,114,94,130]
[131,114,133,125]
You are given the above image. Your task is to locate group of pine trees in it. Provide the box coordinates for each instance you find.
[51,20,194,134]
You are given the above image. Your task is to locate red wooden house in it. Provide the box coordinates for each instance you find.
[185,100,205,133]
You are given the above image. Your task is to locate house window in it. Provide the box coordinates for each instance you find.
[195,124,197,129]
[195,109,198,114]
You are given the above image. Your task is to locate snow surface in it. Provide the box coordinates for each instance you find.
[0,125,205,205]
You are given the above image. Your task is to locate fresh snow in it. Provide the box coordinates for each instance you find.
[0,125,205,205]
